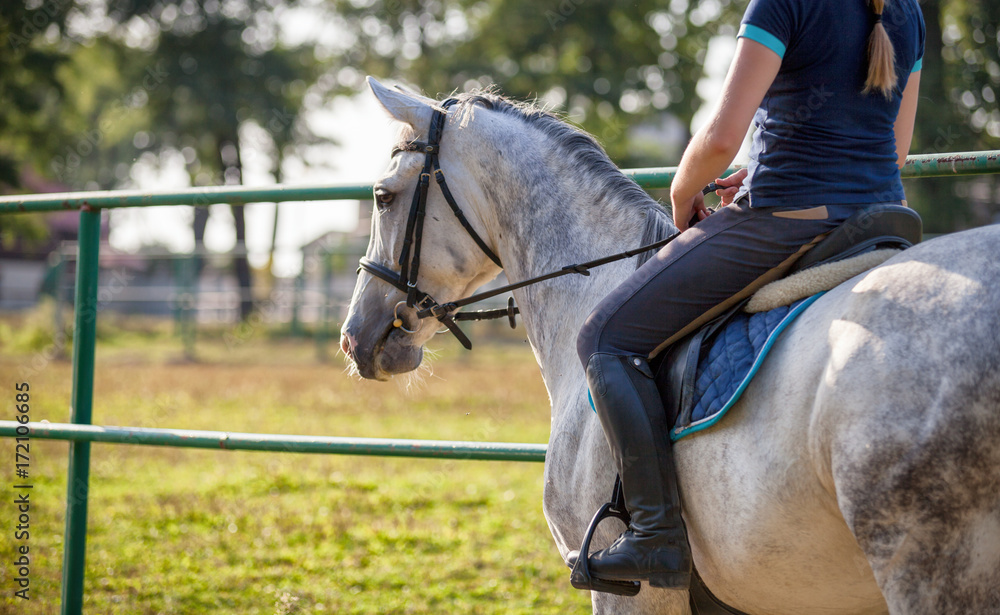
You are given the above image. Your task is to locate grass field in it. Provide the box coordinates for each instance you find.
[0,315,593,614]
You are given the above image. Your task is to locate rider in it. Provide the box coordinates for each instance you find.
[570,0,925,591]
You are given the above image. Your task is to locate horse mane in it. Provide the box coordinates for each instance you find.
[450,90,669,229]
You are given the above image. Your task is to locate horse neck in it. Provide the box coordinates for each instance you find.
[479,133,672,407]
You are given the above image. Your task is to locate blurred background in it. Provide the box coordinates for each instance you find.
[1,0,998,352]
[1,3,998,612]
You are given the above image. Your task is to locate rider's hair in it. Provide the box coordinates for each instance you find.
[863,0,897,98]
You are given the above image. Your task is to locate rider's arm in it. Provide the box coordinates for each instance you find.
[670,38,781,231]
[894,70,921,168]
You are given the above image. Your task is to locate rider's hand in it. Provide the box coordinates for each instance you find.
[713,168,748,205]
[672,192,710,232]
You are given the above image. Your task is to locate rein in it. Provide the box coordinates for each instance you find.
[357,98,686,349]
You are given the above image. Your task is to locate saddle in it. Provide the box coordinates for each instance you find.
[655,204,922,438]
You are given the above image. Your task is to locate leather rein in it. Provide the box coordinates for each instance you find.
[357,97,683,350]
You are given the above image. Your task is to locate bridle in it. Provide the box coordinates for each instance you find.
[358,97,685,350]
[358,98,510,350]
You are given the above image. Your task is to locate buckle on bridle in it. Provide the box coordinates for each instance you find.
[425,303,454,319]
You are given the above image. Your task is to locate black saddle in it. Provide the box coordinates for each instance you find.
[656,204,921,432]
[788,203,922,274]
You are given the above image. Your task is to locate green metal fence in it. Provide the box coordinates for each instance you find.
[1,149,998,614]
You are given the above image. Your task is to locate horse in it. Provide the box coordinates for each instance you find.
[340,77,1000,614]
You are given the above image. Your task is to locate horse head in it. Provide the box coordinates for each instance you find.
[340,78,504,380]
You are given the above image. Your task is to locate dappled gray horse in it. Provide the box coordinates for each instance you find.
[340,77,1000,614]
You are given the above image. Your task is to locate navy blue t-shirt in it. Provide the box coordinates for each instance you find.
[737,0,925,207]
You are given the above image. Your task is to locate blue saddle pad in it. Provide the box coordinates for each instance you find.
[670,293,822,441]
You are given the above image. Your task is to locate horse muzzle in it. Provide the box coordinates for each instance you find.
[340,313,424,380]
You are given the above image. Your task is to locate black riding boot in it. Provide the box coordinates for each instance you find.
[570,352,691,589]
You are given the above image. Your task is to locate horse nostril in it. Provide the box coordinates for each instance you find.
[340,332,356,358]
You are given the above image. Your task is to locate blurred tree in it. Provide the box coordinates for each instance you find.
[327,0,998,231]
[2,0,998,249]
[101,0,326,318]
[49,38,154,191]
[906,0,1000,232]
[0,3,75,188]
[327,0,743,166]
[938,0,1000,151]
[0,3,76,246]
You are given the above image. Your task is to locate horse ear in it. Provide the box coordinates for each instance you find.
[367,76,435,129]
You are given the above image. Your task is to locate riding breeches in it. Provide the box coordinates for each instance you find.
[576,201,867,365]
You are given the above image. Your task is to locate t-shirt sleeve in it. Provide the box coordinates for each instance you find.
[912,4,926,73]
[738,0,797,59]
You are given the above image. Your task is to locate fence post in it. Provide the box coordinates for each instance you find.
[181,253,197,360]
[290,274,303,337]
[316,252,332,361]
[61,208,100,615]
[51,250,67,357]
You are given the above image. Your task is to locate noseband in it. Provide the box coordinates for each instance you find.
[358,97,687,350]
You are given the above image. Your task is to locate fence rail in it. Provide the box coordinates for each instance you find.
[0,421,547,462]
[2,150,999,615]
[2,150,999,213]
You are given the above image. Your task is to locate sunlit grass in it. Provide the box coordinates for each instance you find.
[0,320,590,614]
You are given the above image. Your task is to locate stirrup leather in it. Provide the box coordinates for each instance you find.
[569,476,641,596]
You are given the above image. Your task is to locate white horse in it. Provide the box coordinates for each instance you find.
[340,77,1000,614]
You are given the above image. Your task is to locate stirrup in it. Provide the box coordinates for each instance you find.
[570,476,641,597]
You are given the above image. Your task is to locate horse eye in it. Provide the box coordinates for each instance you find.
[374,188,394,208]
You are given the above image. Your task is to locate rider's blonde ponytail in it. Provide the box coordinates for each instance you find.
[863,0,897,98]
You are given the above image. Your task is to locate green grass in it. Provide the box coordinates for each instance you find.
[0,321,592,614]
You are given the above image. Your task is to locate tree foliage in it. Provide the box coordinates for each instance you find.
[941,0,1000,150]
[0,0,997,240]
[102,0,327,317]
[103,0,323,184]
[906,0,1000,231]
[0,3,75,188]
[0,3,80,246]
[329,0,998,229]
[327,0,743,165]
